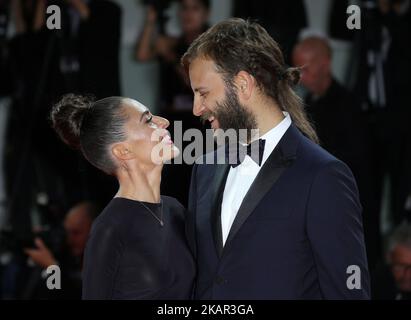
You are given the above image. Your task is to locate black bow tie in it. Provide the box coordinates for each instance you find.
[225,139,266,168]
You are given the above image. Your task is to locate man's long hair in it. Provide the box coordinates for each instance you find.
[181,18,318,143]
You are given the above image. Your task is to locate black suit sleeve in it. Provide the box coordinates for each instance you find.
[306,160,370,299]
[82,223,123,299]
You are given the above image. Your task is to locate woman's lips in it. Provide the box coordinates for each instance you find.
[163,135,173,145]
[160,132,173,145]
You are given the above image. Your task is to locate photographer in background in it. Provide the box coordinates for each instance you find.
[136,0,209,114]
[21,201,98,299]
[135,0,210,206]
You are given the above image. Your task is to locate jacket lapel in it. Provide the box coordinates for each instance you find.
[210,164,230,258]
[222,125,300,254]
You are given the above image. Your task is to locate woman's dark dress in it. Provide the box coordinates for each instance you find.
[82,196,195,299]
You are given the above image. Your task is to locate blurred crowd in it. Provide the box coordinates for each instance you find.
[0,0,410,299]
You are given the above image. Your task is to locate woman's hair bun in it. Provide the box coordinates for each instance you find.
[50,94,94,149]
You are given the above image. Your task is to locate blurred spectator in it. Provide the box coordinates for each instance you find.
[233,0,307,64]
[136,0,209,114]
[135,0,210,206]
[292,36,366,167]
[292,36,381,270]
[372,222,411,299]
[20,201,98,299]
[352,0,411,226]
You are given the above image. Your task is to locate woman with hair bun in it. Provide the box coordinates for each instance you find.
[50,94,195,299]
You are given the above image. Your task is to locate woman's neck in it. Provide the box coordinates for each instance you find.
[115,163,162,203]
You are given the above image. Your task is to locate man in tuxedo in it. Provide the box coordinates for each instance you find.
[182,18,370,299]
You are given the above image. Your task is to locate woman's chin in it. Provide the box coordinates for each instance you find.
[151,143,180,165]
[162,144,180,162]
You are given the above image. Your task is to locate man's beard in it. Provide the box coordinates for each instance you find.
[201,84,258,143]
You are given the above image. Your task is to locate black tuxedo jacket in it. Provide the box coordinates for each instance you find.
[186,124,370,299]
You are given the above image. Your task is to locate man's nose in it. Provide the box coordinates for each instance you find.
[193,95,205,117]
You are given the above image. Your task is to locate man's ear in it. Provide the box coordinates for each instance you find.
[111,142,135,161]
[234,71,255,101]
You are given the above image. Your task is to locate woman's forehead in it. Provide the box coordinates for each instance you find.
[124,98,149,114]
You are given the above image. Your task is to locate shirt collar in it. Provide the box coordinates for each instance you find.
[259,112,292,166]
[232,112,292,171]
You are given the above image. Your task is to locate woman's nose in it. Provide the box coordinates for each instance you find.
[154,116,169,129]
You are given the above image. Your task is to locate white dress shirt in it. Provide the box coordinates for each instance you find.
[221,112,292,245]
